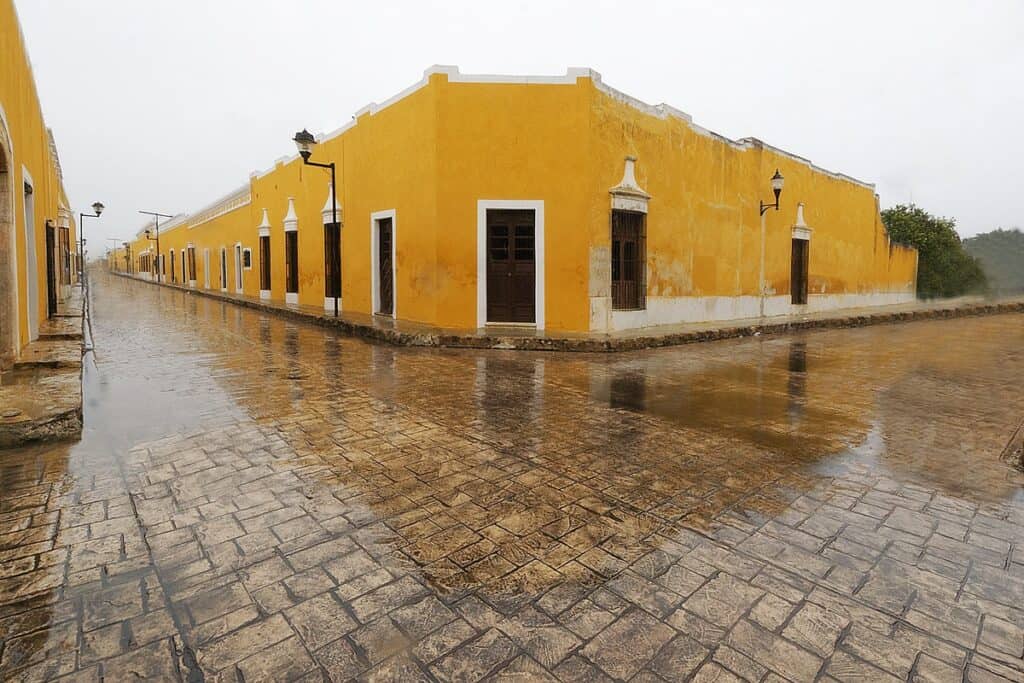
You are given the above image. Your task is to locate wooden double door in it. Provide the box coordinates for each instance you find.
[486,209,535,324]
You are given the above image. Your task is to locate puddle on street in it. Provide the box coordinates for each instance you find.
[2,272,1023,680]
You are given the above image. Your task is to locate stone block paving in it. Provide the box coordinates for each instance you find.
[2,273,1024,681]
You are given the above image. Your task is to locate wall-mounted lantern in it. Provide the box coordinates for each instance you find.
[292,128,340,315]
[759,169,785,216]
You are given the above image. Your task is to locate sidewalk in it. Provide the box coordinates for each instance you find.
[114,271,1024,352]
[0,285,84,447]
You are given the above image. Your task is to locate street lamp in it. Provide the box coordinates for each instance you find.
[122,241,132,273]
[139,210,173,283]
[759,169,785,216]
[78,201,104,281]
[292,128,340,315]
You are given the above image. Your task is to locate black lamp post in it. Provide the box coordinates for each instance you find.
[292,129,340,316]
[759,169,785,216]
[78,201,104,281]
[122,241,132,273]
[139,210,173,283]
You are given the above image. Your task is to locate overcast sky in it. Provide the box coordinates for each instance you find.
[15,0,1023,254]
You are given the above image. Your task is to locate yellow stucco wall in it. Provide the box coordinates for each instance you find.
[122,67,916,334]
[586,83,917,328]
[0,0,77,360]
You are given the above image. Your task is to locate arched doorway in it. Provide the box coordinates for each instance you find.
[0,115,18,369]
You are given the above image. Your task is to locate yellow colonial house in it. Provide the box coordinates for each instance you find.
[123,65,916,334]
[1,0,81,369]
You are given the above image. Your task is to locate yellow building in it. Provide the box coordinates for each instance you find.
[0,0,80,369]
[125,66,916,334]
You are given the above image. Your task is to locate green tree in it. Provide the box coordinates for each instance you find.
[880,204,987,299]
[963,228,1024,295]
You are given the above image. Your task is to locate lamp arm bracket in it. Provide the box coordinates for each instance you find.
[302,159,334,171]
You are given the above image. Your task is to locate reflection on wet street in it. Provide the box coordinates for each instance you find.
[2,271,1024,681]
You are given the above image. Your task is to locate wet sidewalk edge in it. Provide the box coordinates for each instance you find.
[111,270,1024,353]
[0,285,85,449]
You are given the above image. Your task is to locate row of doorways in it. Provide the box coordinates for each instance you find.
[177,209,537,325]
[43,222,73,319]
[271,211,532,323]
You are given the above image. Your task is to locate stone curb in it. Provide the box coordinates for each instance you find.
[114,271,1024,353]
[1001,419,1024,471]
[0,406,83,449]
[0,289,85,449]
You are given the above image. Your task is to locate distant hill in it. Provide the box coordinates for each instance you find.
[963,228,1024,295]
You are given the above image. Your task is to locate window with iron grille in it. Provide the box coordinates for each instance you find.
[187,247,196,281]
[243,248,252,269]
[611,210,646,310]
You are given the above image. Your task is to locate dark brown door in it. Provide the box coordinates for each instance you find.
[377,218,393,315]
[45,224,57,317]
[324,223,340,299]
[59,227,70,286]
[791,238,809,305]
[486,209,535,323]
[285,232,298,293]
[258,237,270,290]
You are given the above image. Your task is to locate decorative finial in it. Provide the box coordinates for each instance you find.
[321,182,341,225]
[283,197,298,230]
[794,202,807,228]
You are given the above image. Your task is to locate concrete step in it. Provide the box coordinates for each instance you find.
[14,339,83,369]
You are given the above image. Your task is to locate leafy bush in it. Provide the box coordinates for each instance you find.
[881,204,987,299]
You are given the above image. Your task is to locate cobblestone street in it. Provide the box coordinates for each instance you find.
[2,271,1024,682]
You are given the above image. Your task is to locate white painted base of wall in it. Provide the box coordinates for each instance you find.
[762,292,916,318]
[188,280,196,288]
[235,287,243,295]
[259,290,271,300]
[285,292,298,305]
[324,297,341,312]
[593,291,916,332]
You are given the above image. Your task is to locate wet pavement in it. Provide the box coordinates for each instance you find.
[2,271,1024,682]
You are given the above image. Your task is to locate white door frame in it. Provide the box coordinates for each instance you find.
[0,112,18,363]
[370,209,397,318]
[21,167,38,341]
[180,248,187,285]
[219,246,227,292]
[203,248,210,288]
[187,246,196,287]
[476,199,545,330]
[234,242,243,293]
